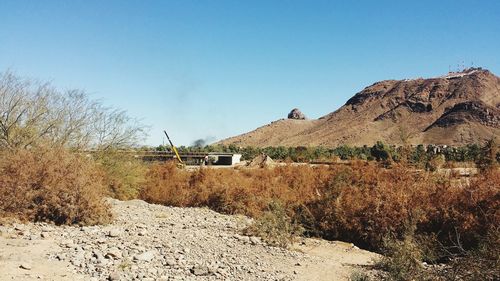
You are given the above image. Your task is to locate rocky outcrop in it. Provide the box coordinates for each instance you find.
[287,108,307,120]
[425,101,500,131]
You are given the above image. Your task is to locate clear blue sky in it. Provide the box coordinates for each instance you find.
[1,1,499,146]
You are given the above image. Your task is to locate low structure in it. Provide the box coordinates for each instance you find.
[138,151,242,166]
[208,152,242,166]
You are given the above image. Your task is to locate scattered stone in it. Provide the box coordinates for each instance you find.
[165,258,176,266]
[191,265,210,276]
[134,251,155,262]
[20,263,32,270]
[5,199,368,281]
[105,247,122,259]
[107,229,121,237]
[41,227,52,232]
[250,236,260,245]
[108,271,120,281]
[238,235,250,243]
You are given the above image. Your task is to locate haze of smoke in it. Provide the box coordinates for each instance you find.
[192,136,216,147]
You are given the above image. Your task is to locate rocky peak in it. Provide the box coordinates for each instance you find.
[287,108,306,120]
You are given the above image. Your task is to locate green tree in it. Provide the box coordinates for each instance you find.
[411,145,427,167]
[476,139,499,170]
[371,141,392,162]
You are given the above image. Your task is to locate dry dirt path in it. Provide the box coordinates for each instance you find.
[0,199,379,281]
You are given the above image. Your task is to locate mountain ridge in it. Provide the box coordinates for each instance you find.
[218,68,500,147]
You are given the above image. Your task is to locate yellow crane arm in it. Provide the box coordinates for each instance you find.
[163,130,183,164]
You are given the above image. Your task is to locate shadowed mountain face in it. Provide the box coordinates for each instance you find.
[218,68,500,147]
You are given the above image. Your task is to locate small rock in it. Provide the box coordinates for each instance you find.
[20,263,32,270]
[41,226,52,232]
[165,258,177,266]
[216,267,229,276]
[71,258,83,267]
[108,229,122,237]
[191,265,209,276]
[239,236,250,243]
[105,247,122,259]
[108,272,120,281]
[250,236,260,245]
[134,251,155,262]
[14,225,24,231]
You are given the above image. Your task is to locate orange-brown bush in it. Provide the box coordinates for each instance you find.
[140,162,499,253]
[141,162,331,217]
[0,148,112,225]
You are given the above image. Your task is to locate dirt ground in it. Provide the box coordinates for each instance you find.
[0,199,380,281]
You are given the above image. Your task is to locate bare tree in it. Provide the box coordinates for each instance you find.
[0,71,147,150]
[91,106,146,150]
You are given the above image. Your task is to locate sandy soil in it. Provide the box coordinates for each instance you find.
[0,235,85,281]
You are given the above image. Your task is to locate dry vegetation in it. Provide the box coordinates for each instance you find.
[0,147,111,225]
[141,162,499,249]
[141,161,499,280]
[1,71,498,280]
[0,71,145,226]
[94,151,147,200]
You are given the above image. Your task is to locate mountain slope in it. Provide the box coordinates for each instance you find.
[218,68,500,147]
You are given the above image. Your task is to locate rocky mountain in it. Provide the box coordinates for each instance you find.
[219,68,500,147]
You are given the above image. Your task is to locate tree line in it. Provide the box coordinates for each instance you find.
[155,140,499,168]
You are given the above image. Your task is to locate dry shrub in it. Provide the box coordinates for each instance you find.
[141,163,330,217]
[243,201,303,248]
[140,161,191,206]
[95,151,147,200]
[140,161,499,255]
[311,163,441,248]
[428,170,499,248]
[440,227,500,281]
[0,148,111,225]
[376,235,430,281]
[312,163,500,252]
[349,271,372,281]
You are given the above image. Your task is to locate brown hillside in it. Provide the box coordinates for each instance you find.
[218,68,500,147]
